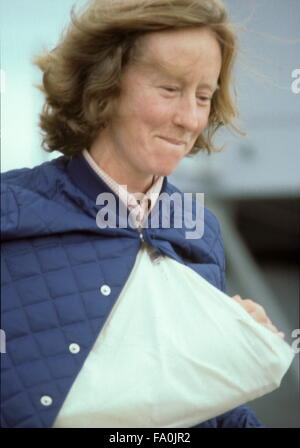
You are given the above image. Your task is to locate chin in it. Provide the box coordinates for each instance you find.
[153,163,180,177]
[149,153,185,177]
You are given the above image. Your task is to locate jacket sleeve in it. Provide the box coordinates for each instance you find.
[215,217,226,294]
[215,405,267,428]
[205,207,227,293]
[191,404,266,428]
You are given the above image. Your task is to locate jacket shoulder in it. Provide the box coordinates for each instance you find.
[165,180,222,233]
[165,180,225,269]
[1,156,68,238]
[1,156,68,191]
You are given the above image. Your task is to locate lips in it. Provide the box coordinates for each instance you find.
[159,136,186,146]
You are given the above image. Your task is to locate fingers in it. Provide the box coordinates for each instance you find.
[232,294,285,339]
[232,296,257,313]
[248,308,272,325]
[261,322,285,339]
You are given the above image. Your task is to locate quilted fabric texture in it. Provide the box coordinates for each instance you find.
[1,153,264,428]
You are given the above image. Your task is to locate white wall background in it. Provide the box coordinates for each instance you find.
[1,0,300,197]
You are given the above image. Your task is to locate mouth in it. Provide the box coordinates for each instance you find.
[159,136,186,146]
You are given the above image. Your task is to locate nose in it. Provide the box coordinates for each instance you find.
[173,96,203,133]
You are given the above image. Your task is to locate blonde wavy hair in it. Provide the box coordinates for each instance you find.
[34,0,243,156]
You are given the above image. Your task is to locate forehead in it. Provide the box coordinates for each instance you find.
[133,27,222,84]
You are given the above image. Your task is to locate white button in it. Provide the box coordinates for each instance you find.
[41,395,53,407]
[100,285,111,296]
[69,343,80,354]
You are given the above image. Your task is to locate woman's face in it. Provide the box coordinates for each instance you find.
[91,27,222,192]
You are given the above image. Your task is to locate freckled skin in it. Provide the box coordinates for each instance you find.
[89,27,222,193]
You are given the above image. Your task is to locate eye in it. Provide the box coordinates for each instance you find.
[197,95,212,103]
[161,86,178,93]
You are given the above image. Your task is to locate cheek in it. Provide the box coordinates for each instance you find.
[202,106,211,125]
[197,109,211,135]
[135,93,171,129]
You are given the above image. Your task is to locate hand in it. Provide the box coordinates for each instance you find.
[232,294,285,339]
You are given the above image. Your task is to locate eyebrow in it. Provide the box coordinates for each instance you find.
[197,82,220,93]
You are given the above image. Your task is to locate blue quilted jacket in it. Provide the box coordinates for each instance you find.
[1,153,265,428]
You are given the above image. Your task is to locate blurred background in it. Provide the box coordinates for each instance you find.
[1,0,299,428]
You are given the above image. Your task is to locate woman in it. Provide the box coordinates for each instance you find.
[1,0,289,428]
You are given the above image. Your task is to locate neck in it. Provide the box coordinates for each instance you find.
[88,133,155,194]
